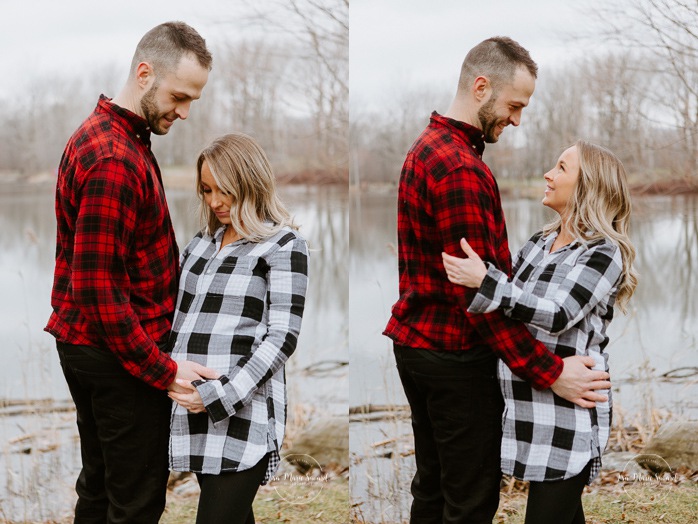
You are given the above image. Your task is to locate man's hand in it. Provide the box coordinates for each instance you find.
[167,360,219,393]
[550,355,611,408]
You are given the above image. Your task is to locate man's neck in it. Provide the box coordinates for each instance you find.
[444,96,481,130]
[111,87,143,118]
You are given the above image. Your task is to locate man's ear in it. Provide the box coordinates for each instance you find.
[472,76,491,103]
[135,61,155,90]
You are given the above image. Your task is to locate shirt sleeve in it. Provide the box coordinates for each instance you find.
[469,242,623,335]
[195,236,309,423]
[71,159,177,389]
[431,167,563,390]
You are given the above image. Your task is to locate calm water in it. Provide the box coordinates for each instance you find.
[349,190,698,522]
[3,181,698,521]
[350,190,698,415]
[0,182,348,520]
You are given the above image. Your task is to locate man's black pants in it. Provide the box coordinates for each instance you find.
[57,342,171,524]
[394,345,504,524]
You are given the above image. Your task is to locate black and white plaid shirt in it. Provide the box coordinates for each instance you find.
[469,231,623,483]
[169,225,308,483]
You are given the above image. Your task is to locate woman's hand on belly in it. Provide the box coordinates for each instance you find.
[169,378,207,413]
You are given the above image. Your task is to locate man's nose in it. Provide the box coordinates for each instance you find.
[175,101,191,120]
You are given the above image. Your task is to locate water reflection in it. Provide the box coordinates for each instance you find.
[349,191,698,416]
[0,184,348,407]
[169,184,349,412]
[0,183,348,521]
[349,190,698,522]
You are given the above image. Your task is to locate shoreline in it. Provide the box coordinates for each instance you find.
[350,177,698,197]
[2,170,695,195]
[0,168,347,190]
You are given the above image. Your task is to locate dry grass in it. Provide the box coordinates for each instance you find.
[350,400,698,524]
[494,483,698,524]
[161,477,349,524]
[349,484,698,524]
[0,401,344,524]
[606,404,671,453]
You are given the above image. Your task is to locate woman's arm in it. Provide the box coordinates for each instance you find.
[186,235,309,423]
[444,238,623,335]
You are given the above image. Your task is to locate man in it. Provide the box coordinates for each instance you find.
[45,22,215,524]
[383,37,612,524]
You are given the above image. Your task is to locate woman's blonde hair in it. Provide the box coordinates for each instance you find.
[543,140,638,311]
[196,133,298,241]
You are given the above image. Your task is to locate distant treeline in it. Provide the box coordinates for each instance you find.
[0,0,348,184]
[352,0,698,188]
[352,49,698,187]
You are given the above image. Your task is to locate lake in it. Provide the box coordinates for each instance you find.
[0,182,348,521]
[349,189,698,522]
[2,181,697,522]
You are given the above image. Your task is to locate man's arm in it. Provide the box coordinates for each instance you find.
[70,159,178,390]
[431,167,609,404]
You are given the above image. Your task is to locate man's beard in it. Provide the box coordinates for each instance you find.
[140,82,171,135]
[478,96,503,144]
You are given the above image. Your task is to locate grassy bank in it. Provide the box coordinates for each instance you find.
[161,477,349,524]
[350,402,698,524]
[348,483,698,524]
[4,481,693,523]
[496,483,698,524]
[0,478,349,524]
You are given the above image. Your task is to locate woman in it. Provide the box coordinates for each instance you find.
[167,133,309,524]
[442,140,637,524]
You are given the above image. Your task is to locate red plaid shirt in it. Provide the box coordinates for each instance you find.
[384,112,563,389]
[45,95,179,390]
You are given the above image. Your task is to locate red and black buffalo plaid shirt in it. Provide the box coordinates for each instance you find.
[45,95,179,390]
[383,112,563,389]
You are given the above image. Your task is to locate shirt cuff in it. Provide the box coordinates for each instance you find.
[468,262,504,313]
[194,377,235,424]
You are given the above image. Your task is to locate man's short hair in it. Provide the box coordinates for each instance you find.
[458,36,537,93]
[130,21,213,78]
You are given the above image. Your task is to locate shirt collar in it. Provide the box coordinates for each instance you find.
[212,221,279,246]
[544,230,588,254]
[430,111,486,158]
[97,94,152,146]
[212,225,252,247]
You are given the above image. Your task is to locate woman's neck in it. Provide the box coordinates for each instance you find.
[551,226,575,252]
[220,226,242,250]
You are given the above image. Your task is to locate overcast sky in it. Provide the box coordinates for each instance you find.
[350,0,608,111]
[0,0,250,98]
[1,0,609,105]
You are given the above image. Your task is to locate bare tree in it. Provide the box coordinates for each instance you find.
[235,0,349,180]
[216,40,285,138]
[579,53,656,170]
[490,62,590,181]
[588,0,698,176]
[350,85,449,187]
